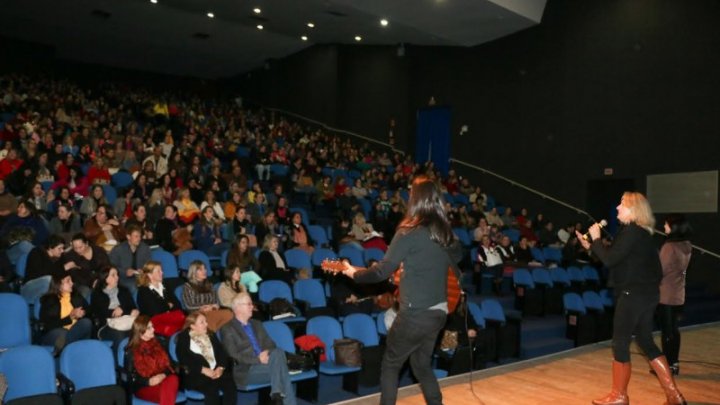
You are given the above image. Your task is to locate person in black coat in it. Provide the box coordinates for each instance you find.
[39,273,92,355]
[136,260,185,338]
[175,312,236,405]
[91,265,138,351]
[258,234,293,285]
[577,192,685,405]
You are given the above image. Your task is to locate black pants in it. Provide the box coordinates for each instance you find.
[382,308,447,405]
[185,372,237,405]
[657,303,683,366]
[612,290,662,363]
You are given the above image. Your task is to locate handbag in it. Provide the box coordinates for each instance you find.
[106,314,137,331]
[440,330,459,350]
[333,338,363,367]
[286,350,316,372]
[150,309,186,337]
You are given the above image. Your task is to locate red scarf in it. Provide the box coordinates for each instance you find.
[132,339,172,378]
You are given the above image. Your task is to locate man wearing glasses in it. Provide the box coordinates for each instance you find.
[220,293,297,405]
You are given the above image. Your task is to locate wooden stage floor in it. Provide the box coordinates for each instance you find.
[336,322,720,405]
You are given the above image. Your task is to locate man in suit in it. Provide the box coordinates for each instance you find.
[220,293,297,405]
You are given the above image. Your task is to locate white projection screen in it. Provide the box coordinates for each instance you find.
[646,170,718,213]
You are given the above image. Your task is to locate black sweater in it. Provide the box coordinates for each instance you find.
[175,329,231,389]
[39,292,89,331]
[137,284,182,317]
[90,286,137,327]
[591,223,662,296]
[354,226,462,311]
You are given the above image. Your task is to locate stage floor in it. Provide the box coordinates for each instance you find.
[336,322,720,405]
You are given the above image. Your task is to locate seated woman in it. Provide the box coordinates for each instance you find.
[192,206,230,258]
[182,261,233,331]
[173,187,200,225]
[274,195,291,226]
[125,203,154,242]
[437,293,495,372]
[284,211,314,255]
[253,210,280,248]
[91,266,139,352]
[175,312,236,405]
[229,205,256,246]
[126,315,179,405]
[136,260,185,337]
[258,234,293,285]
[217,265,251,308]
[351,212,388,252]
[39,273,92,355]
[83,204,126,251]
[63,232,111,298]
[79,185,108,220]
[200,190,226,222]
[226,234,260,274]
[332,215,362,251]
[154,205,192,255]
[330,273,374,317]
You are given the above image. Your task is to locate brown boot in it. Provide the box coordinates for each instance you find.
[592,361,631,405]
[649,356,686,405]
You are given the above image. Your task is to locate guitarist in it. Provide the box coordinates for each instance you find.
[341,175,462,405]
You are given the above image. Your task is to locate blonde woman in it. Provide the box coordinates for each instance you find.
[577,192,685,405]
[351,212,388,252]
[182,260,233,331]
[173,187,200,225]
[136,261,185,337]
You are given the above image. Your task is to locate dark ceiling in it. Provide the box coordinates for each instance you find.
[1,0,546,78]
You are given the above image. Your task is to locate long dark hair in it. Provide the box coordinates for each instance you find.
[665,214,692,241]
[397,175,454,246]
[95,266,117,291]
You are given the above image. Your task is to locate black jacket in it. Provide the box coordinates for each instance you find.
[39,292,89,331]
[90,286,137,327]
[137,285,181,317]
[175,329,231,389]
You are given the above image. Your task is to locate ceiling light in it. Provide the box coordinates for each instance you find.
[257,24,264,30]
[207,12,214,18]
[380,19,389,27]
[150,0,158,3]
[253,8,261,14]
[354,36,362,42]
[307,22,315,28]
[301,36,308,41]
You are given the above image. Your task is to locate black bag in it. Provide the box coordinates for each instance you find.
[333,338,363,367]
[268,298,296,320]
[286,350,316,371]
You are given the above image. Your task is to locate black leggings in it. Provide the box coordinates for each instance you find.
[611,290,662,363]
[657,303,683,366]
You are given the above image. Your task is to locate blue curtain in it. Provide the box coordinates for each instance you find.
[415,106,451,176]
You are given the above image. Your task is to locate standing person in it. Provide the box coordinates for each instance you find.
[658,214,692,375]
[341,175,462,405]
[577,192,685,405]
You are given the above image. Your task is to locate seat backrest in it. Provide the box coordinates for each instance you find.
[263,321,296,353]
[293,279,327,308]
[599,289,614,307]
[150,249,179,278]
[512,268,535,288]
[532,268,554,287]
[284,248,312,270]
[177,250,211,273]
[258,280,293,303]
[453,228,472,247]
[563,292,586,314]
[363,247,385,265]
[168,332,181,362]
[582,291,604,312]
[307,225,329,247]
[306,316,343,362]
[60,340,117,391]
[338,246,364,267]
[481,299,506,323]
[311,248,338,267]
[582,265,600,282]
[112,171,134,189]
[0,293,31,349]
[358,198,372,219]
[466,301,486,329]
[376,311,388,335]
[567,266,585,282]
[0,345,57,401]
[502,228,520,243]
[175,285,186,310]
[530,247,546,263]
[103,185,117,206]
[469,247,479,264]
[543,247,563,263]
[550,267,571,286]
[343,313,379,346]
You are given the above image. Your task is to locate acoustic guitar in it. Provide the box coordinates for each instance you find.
[321,259,462,313]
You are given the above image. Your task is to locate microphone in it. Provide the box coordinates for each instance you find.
[582,219,607,241]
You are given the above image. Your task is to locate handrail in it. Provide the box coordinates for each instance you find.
[259,106,720,261]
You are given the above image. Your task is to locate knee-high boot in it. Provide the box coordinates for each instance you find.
[592,361,631,405]
[649,356,686,405]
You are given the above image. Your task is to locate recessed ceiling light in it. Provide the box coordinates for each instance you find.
[207,12,214,18]
[301,36,308,41]
[150,0,158,3]
[380,19,389,27]
[355,35,362,41]
[257,24,264,30]
[307,22,315,28]
[253,7,261,14]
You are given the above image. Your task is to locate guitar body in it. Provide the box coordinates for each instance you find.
[322,260,462,313]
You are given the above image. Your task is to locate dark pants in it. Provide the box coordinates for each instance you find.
[381,308,447,405]
[185,372,237,405]
[41,318,93,354]
[612,290,662,363]
[657,303,683,366]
